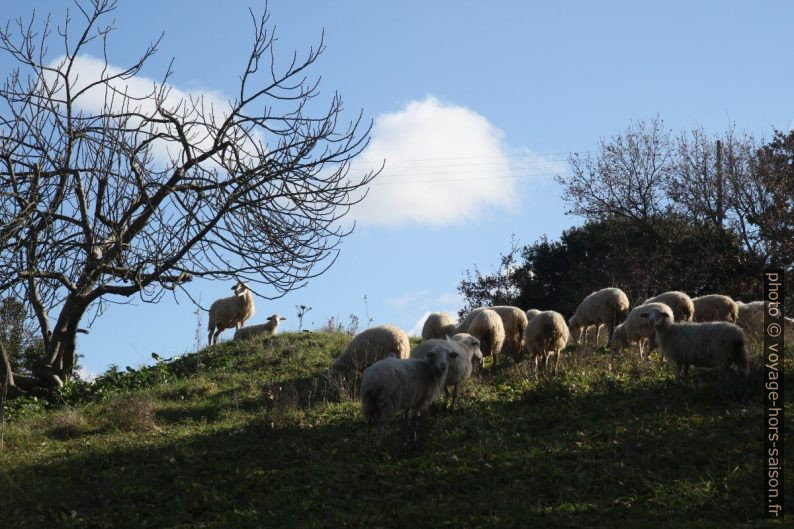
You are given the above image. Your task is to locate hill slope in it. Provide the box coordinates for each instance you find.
[0,332,790,528]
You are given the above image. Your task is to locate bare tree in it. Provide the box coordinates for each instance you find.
[557,116,674,224]
[0,0,376,393]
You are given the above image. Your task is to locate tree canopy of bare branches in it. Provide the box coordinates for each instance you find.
[0,0,376,392]
[557,117,792,269]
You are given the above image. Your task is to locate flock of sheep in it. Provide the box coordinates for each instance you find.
[205,281,789,444]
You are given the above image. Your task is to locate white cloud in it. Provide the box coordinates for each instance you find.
[44,54,259,167]
[349,96,563,227]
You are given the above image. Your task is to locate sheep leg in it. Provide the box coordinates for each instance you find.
[207,328,215,346]
[449,384,460,412]
[553,350,561,373]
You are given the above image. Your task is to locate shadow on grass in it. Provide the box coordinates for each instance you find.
[2,361,783,529]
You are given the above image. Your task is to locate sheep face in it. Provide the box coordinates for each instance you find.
[641,308,671,329]
[233,282,250,296]
[267,314,287,323]
[425,346,455,377]
[453,334,483,360]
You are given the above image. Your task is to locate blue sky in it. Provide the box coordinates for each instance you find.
[2,1,793,377]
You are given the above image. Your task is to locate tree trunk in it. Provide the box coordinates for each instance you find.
[45,295,90,384]
[0,341,28,398]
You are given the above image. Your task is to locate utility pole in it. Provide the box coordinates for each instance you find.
[716,139,724,229]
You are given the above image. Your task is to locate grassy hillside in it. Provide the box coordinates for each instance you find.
[0,331,790,528]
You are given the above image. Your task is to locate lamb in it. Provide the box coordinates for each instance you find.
[421,312,458,340]
[233,314,287,341]
[457,306,528,360]
[329,324,410,379]
[568,287,630,345]
[692,294,739,323]
[641,306,749,380]
[456,308,506,364]
[525,309,542,322]
[361,345,455,445]
[411,333,482,409]
[643,291,695,322]
[523,310,570,373]
[207,282,256,345]
[609,302,674,359]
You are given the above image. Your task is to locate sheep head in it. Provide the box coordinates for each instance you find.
[425,346,456,377]
[641,308,672,329]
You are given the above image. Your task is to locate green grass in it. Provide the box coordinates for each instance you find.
[0,331,790,528]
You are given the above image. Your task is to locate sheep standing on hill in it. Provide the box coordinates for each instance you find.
[523,310,570,373]
[609,302,673,359]
[457,308,505,364]
[644,291,695,322]
[641,306,749,381]
[458,306,528,360]
[207,282,256,345]
[568,287,630,345]
[411,333,482,409]
[329,325,410,379]
[361,345,455,445]
[234,314,287,341]
[692,294,739,323]
[421,312,458,340]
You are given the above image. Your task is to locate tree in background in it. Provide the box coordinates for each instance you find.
[0,0,376,395]
[463,118,790,317]
[459,217,765,318]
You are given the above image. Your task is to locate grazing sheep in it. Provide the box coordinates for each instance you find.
[233,314,287,341]
[457,308,506,364]
[329,325,410,379]
[641,306,749,381]
[411,333,482,409]
[644,291,695,322]
[458,306,528,360]
[421,312,458,340]
[735,301,765,332]
[523,310,570,373]
[207,282,255,345]
[568,287,630,345]
[525,309,542,322]
[361,345,455,445]
[692,294,739,323]
[609,302,673,359]
[736,301,794,338]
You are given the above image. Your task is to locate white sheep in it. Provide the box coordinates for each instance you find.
[329,324,410,379]
[736,301,794,339]
[421,312,458,340]
[692,294,739,323]
[233,314,287,341]
[523,310,570,373]
[643,291,695,322]
[609,302,673,359]
[411,333,482,410]
[568,287,630,345]
[360,345,454,445]
[525,309,542,322]
[641,306,749,381]
[457,308,506,364]
[207,282,256,345]
[735,301,764,332]
[458,306,528,360]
